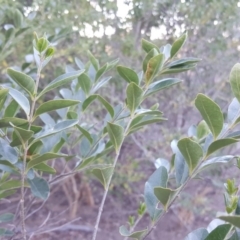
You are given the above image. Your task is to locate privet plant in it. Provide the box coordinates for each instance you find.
[0,31,239,240]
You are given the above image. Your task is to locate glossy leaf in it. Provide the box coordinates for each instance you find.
[206,138,238,156]
[144,166,167,220]
[205,224,231,240]
[92,166,114,190]
[184,228,208,240]
[27,152,69,170]
[170,32,187,58]
[126,82,143,114]
[145,54,165,83]
[37,70,84,99]
[195,94,223,139]
[117,66,139,84]
[178,138,203,173]
[8,88,30,118]
[82,94,114,118]
[7,68,35,97]
[119,225,147,239]
[141,39,159,53]
[34,99,79,118]
[106,122,124,152]
[28,177,49,200]
[229,63,240,103]
[145,78,181,97]
[77,73,92,94]
[218,215,240,228]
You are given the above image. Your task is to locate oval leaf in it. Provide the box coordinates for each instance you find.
[205,224,232,240]
[154,187,177,210]
[170,32,187,58]
[218,215,240,228]
[37,70,84,99]
[207,138,238,156]
[34,99,80,118]
[141,39,159,53]
[92,166,114,190]
[106,122,124,152]
[195,94,223,139]
[126,82,143,114]
[178,138,203,174]
[77,73,92,94]
[119,225,147,239]
[7,68,35,97]
[117,66,139,84]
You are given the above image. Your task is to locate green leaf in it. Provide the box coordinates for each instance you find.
[145,78,181,97]
[7,68,35,97]
[119,225,147,239]
[13,9,23,28]
[0,139,18,164]
[144,166,167,220]
[82,94,114,118]
[37,38,48,52]
[143,48,159,73]
[76,125,93,144]
[177,138,203,174]
[92,76,112,93]
[28,177,49,200]
[33,163,56,174]
[0,190,16,200]
[170,32,187,58]
[161,64,197,74]
[206,138,238,156]
[0,88,9,107]
[197,120,210,140]
[34,99,79,118]
[229,63,240,103]
[117,66,139,84]
[145,54,165,84]
[27,152,69,171]
[10,125,34,146]
[92,166,114,190]
[154,187,177,210]
[0,117,27,128]
[106,122,124,152]
[37,70,84,99]
[34,119,78,141]
[205,224,232,240]
[184,228,208,240]
[218,215,240,228]
[195,94,223,139]
[88,51,99,71]
[4,100,19,118]
[167,58,200,68]
[0,180,26,191]
[0,213,14,223]
[126,83,143,114]
[8,88,30,118]
[95,64,108,81]
[141,39,159,53]
[77,73,92,95]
